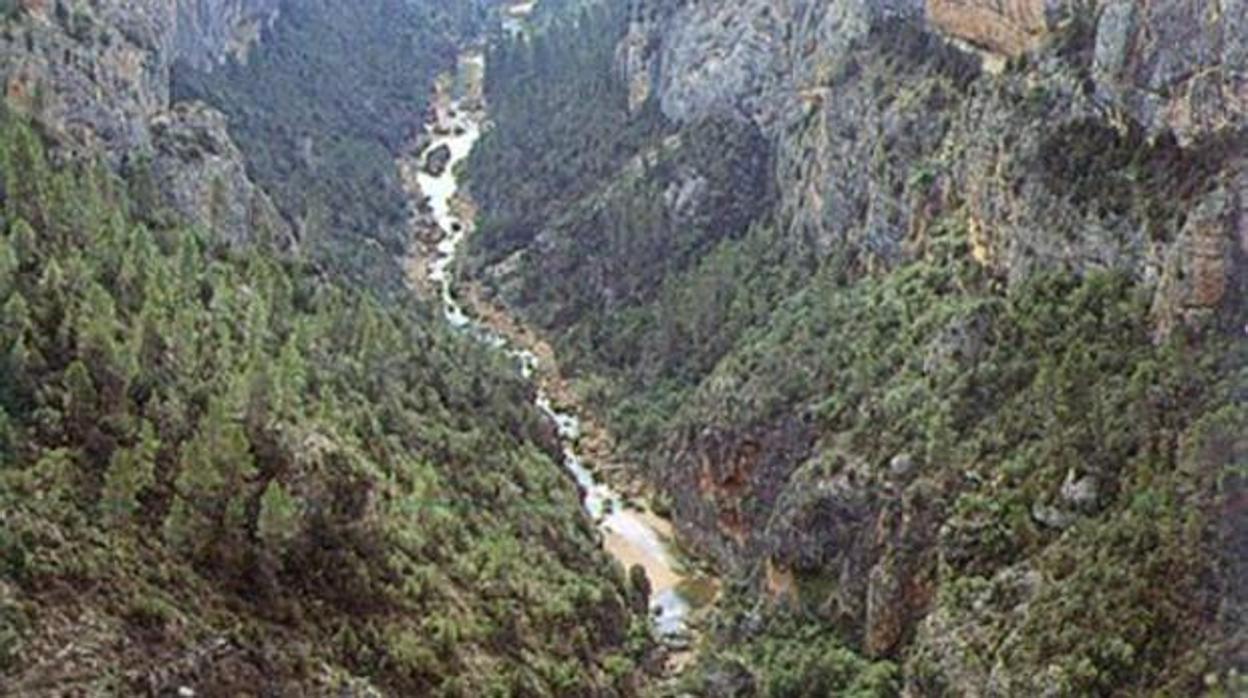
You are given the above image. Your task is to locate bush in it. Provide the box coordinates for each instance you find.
[0,588,22,673]
[0,107,645,693]
[124,595,178,634]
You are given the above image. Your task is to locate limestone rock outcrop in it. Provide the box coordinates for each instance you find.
[1093,0,1248,144]
[602,0,1247,689]
[621,0,1247,143]
[0,0,288,246]
[148,102,294,249]
[616,0,1245,330]
[926,0,1059,56]
[1,0,279,155]
[173,0,282,73]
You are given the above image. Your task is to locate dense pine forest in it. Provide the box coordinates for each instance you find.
[0,112,651,695]
[172,0,485,294]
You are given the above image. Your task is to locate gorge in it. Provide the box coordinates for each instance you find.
[0,0,1244,696]
[407,49,715,645]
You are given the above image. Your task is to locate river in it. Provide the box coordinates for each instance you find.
[408,52,706,642]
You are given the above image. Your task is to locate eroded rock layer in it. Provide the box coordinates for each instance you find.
[0,0,289,246]
[470,1,1248,693]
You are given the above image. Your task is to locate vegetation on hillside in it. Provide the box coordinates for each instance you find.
[466,8,1247,695]
[675,223,1240,694]
[172,0,482,295]
[468,0,670,261]
[466,3,780,447]
[0,112,652,696]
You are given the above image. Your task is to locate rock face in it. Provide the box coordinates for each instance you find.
[669,421,945,659]
[1,0,279,154]
[1093,0,1248,144]
[617,0,1246,333]
[624,0,1248,143]
[619,0,924,129]
[653,0,789,129]
[2,1,176,157]
[1151,161,1248,337]
[595,0,1248,691]
[148,102,293,248]
[173,0,282,72]
[0,0,288,246]
[926,0,1059,56]
[616,0,668,113]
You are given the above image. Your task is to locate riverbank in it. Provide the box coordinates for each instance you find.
[460,277,722,634]
[400,50,719,673]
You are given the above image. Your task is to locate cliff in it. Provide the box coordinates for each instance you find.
[470,1,1247,693]
[173,0,282,72]
[1,0,280,153]
[616,0,1246,334]
[625,0,1247,142]
[0,0,290,247]
[926,0,1058,56]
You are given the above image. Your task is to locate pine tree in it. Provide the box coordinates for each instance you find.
[257,479,301,550]
[100,420,158,526]
[123,152,161,222]
[33,256,67,347]
[176,233,201,303]
[242,283,272,363]
[0,291,31,347]
[127,305,165,402]
[1,122,50,231]
[0,408,11,466]
[0,292,35,411]
[30,448,77,507]
[46,169,83,247]
[61,360,97,443]
[0,231,16,299]
[272,336,307,418]
[164,395,257,560]
[209,175,229,231]
[115,225,154,313]
[77,281,121,377]
[8,217,38,272]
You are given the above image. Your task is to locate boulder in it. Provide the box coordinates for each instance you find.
[889,453,917,478]
[926,0,1058,56]
[423,143,452,177]
[1059,470,1099,513]
[1031,502,1074,530]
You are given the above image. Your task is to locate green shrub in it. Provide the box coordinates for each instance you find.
[124,595,178,633]
[0,587,22,672]
[0,106,645,693]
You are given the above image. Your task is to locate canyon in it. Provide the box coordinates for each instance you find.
[0,0,1244,695]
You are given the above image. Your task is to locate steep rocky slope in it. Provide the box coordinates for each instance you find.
[172,0,499,293]
[1,0,494,287]
[1,0,281,154]
[0,1,657,695]
[620,0,1246,312]
[467,1,1247,694]
[0,0,289,246]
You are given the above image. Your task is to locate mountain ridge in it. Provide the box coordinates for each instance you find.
[465,1,1246,693]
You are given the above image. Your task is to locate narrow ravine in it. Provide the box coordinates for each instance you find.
[405,52,710,647]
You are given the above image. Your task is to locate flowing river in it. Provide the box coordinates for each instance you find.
[410,53,704,641]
